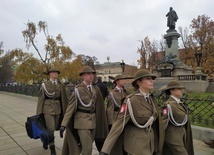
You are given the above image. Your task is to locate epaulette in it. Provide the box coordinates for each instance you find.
[109,89,114,93]
[127,93,134,98]
[164,101,175,106]
[112,88,119,92]
[75,84,82,88]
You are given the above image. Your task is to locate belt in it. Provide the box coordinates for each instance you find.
[45,97,61,100]
[77,109,95,114]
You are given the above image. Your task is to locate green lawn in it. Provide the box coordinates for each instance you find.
[185,92,214,98]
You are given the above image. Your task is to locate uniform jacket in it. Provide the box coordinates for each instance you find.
[61,83,108,155]
[36,80,68,129]
[106,87,129,125]
[101,90,164,155]
[162,97,194,155]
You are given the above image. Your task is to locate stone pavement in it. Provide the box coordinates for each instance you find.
[0,92,213,155]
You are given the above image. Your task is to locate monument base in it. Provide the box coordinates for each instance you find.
[154,77,209,92]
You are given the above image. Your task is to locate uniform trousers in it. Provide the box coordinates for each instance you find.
[164,143,188,155]
[78,129,95,155]
[44,114,60,146]
[165,126,188,155]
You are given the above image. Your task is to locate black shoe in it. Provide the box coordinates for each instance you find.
[41,133,48,150]
[50,145,56,155]
[43,143,48,150]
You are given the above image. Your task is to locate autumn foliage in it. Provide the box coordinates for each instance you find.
[8,21,84,84]
[179,15,214,76]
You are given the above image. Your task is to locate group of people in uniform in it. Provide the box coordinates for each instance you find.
[36,65,194,155]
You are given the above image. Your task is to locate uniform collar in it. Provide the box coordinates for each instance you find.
[116,86,123,92]
[50,78,57,82]
[50,79,57,84]
[171,95,181,104]
[83,81,92,86]
[139,89,150,98]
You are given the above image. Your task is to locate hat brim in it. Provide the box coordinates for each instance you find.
[113,76,134,83]
[79,71,96,76]
[164,85,185,91]
[131,75,156,86]
[48,71,60,74]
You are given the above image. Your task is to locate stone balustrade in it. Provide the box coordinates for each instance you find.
[178,74,207,81]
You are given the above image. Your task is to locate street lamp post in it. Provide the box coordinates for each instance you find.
[195,48,202,67]
[194,48,202,78]
[120,60,125,75]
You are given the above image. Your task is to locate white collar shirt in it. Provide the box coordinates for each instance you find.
[50,79,57,85]
[171,95,181,104]
[139,89,150,99]
[116,86,123,93]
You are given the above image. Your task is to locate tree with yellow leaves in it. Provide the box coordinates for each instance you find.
[11,20,81,83]
[179,15,214,77]
[22,21,74,75]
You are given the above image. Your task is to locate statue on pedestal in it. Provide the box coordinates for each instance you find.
[166,7,178,31]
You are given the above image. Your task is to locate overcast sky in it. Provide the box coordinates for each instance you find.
[0,0,213,66]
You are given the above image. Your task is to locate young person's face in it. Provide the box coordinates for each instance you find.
[82,73,94,84]
[116,79,125,87]
[137,76,154,93]
[49,72,58,79]
[170,88,183,98]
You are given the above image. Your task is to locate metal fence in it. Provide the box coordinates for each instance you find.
[0,85,213,128]
[182,95,214,128]
[0,85,40,97]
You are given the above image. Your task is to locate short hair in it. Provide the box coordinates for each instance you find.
[97,76,102,82]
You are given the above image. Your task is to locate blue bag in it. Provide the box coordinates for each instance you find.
[25,114,54,149]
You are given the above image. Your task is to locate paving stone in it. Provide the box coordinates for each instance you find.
[0,141,18,150]
[0,135,11,141]
[0,146,25,155]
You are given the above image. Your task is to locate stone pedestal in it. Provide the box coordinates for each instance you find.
[164,31,180,60]
[195,67,202,74]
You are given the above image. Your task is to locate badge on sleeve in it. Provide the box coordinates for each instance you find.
[120,104,127,114]
[162,106,168,115]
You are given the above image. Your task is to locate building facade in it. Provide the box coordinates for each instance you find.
[95,61,137,82]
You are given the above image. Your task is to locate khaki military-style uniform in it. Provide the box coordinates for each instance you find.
[162,97,194,155]
[101,90,164,155]
[36,80,68,145]
[106,87,129,125]
[61,83,108,155]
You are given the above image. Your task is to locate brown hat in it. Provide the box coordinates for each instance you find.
[48,67,60,74]
[79,66,96,76]
[163,80,185,95]
[131,69,156,86]
[113,75,126,83]
[164,80,185,91]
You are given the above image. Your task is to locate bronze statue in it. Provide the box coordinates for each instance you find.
[166,7,178,30]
